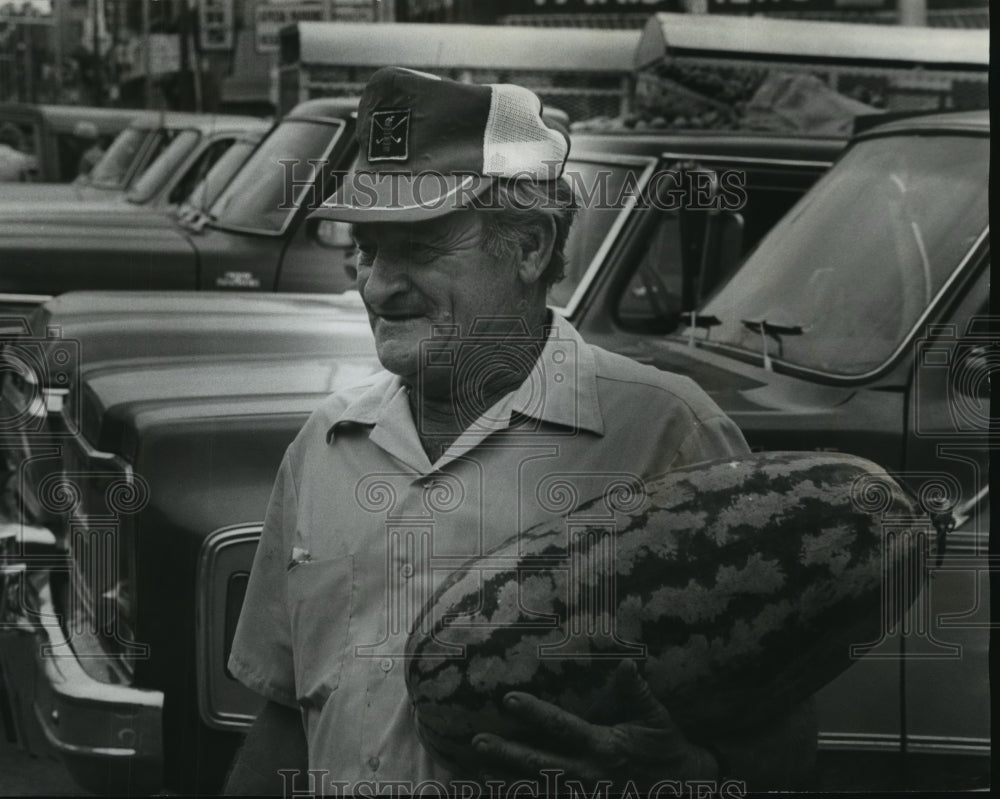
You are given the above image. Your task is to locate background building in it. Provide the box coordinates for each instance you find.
[399,0,989,28]
[0,0,988,112]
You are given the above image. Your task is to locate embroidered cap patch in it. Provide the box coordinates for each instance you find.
[368,109,410,162]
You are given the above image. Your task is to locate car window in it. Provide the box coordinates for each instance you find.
[127,129,201,204]
[615,212,686,333]
[209,119,345,234]
[678,134,988,376]
[165,137,239,206]
[613,163,826,333]
[56,131,86,181]
[87,127,151,189]
[180,137,259,213]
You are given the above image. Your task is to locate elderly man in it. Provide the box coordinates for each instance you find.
[225,67,815,796]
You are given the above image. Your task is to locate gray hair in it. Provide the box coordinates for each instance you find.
[477,178,578,287]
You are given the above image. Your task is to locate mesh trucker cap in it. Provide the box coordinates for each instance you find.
[309,67,570,223]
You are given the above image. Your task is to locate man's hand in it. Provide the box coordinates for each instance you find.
[471,659,718,791]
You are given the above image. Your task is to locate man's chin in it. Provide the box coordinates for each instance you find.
[373,341,419,381]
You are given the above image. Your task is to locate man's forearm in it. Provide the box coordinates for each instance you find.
[708,698,818,791]
[225,700,309,796]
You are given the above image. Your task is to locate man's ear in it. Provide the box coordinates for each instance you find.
[516,215,557,286]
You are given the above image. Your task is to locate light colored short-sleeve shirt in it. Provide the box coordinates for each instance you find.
[228,313,748,793]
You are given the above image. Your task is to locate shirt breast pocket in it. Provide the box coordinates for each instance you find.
[287,555,354,711]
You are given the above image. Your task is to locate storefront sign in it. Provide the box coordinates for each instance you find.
[0,0,53,22]
[499,0,676,11]
[199,0,234,51]
[704,0,896,11]
[256,0,377,53]
[255,2,324,52]
[120,33,181,78]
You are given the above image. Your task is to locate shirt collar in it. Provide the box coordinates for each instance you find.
[503,311,603,436]
[326,311,604,448]
[327,370,403,435]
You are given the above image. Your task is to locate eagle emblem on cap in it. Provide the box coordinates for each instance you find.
[368,109,410,162]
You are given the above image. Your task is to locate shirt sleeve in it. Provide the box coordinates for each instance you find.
[227,452,299,709]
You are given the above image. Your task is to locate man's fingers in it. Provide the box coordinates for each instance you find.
[613,659,675,729]
[501,692,620,759]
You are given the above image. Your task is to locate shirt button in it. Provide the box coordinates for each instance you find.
[380,658,393,673]
[368,756,380,771]
[400,563,414,579]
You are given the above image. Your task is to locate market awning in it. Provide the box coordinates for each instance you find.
[283,22,640,74]
[635,12,989,72]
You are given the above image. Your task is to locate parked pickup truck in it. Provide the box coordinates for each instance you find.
[0,114,268,261]
[0,101,356,317]
[0,104,142,183]
[2,112,988,795]
[0,111,267,207]
[0,95,841,321]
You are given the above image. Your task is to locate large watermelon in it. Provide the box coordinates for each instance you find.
[404,451,933,774]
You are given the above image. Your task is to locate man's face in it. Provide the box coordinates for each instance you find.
[352,211,529,386]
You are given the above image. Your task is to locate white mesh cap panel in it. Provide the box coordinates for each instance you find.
[482,84,569,178]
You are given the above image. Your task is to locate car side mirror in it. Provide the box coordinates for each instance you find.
[675,162,745,309]
[699,211,745,300]
[313,219,354,249]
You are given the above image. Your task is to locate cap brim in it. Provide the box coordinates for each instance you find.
[309,172,494,223]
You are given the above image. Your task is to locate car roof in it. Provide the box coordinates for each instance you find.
[854,109,989,139]
[285,97,360,122]
[637,12,988,71]
[126,110,270,133]
[570,130,846,163]
[1,103,144,132]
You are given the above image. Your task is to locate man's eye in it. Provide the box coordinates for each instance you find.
[355,244,376,264]
[410,242,443,261]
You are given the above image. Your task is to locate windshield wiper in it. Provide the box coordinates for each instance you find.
[684,312,722,347]
[191,209,217,232]
[176,205,216,233]
[741,319,804,371]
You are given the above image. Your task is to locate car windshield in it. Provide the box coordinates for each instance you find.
[86,127,150,189]
[126,129,200,204]
[676,134,988,376]
[209,119,344,233]
[180,137,259,213]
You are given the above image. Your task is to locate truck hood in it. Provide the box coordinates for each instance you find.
[0,181,119,204]
[589,330,861,412]
[0,198,172,229]
[81,349,380,459]
[24,291,373,454]
[31,291,372,367]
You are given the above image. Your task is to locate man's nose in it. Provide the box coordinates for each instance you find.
[360,252,411,308]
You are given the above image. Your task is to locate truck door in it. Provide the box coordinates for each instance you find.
[272,213,358,294]
[900,258,991,767]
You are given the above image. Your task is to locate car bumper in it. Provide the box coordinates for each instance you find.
[0,561,164,795]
